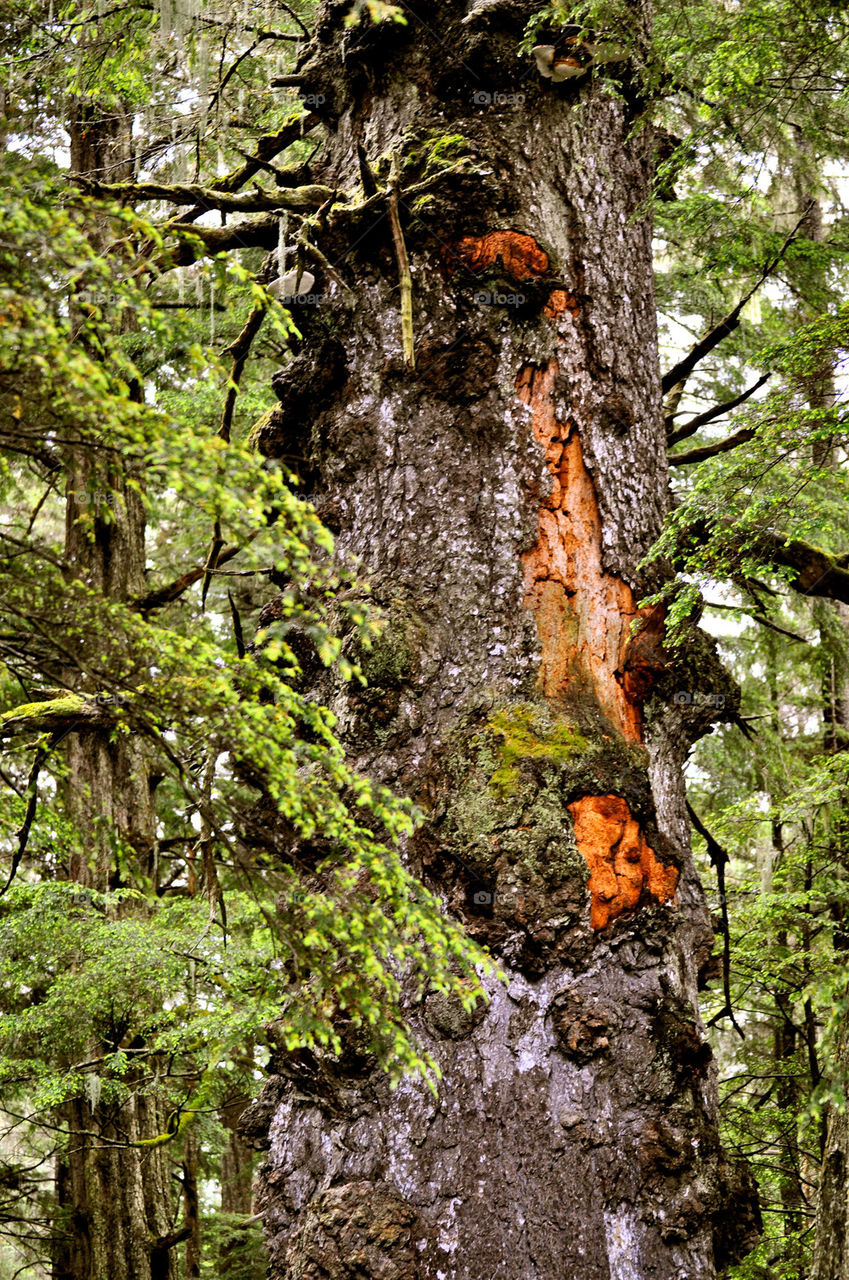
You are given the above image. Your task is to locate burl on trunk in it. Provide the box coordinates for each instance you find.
[244,2,760,1276]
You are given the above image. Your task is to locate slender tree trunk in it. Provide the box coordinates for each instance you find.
[183,1133,201,1280]
[219,1092,258,1277]
[796,173,849,1269]
[241,4,761,1277]
[52,107,179,1280]
[814,1031,849,1280]
[811,603,849,1279]
[220,1095,254,1217]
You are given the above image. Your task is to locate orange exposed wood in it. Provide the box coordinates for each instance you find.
[451,231,549,280]
[445,232,579,323]
[568,794,678,929]
[543,289,579,321]
[517,361,644,741]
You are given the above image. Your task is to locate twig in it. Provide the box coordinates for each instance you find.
[687,800,745,1038]
[387,153,415,371]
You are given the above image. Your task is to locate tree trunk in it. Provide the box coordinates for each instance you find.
[811,600,849,1278]
[813,1032,849,1280]
[220,1095,255,1217]
[243,3,760,1276]
[52,108,179,1280]
[219,1093,259,1277]
[182,1133,201,1280]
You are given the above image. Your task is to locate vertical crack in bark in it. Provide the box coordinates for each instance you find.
[517,361,643,742]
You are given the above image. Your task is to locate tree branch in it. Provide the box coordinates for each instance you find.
[661,204,813,395]
[761,535,849,604]
[0,695,109,740]
[686,800,745,1039]
[387,153,415,370]
[78,178,336,215]
[137,113,318,198]
[667,372,772,444]
[151,1226,192,1253]
[131,544,243,614]
[704,601,809,643]
[164,217,280,266]
[668,425,756,466]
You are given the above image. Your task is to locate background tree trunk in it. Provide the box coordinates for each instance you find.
[242,3,760,1277]
[52,108,179,1280]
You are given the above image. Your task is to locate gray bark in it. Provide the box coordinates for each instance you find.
[243,2,760,1276]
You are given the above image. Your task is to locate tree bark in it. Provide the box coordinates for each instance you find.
[242,3,761,1277]
[811,607,849,1280]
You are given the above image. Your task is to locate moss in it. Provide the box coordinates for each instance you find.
[485,702,589,794]
[0,695,84,724]
[436,699,655,891]
[430,698,667,973]
[246,406,278,453]
[437,701,592,881]
[372,132,479,215]
[396,132,470,177]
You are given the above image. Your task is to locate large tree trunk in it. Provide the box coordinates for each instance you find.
[243,2,760,1276]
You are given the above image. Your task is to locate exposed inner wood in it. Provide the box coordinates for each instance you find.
[568,793,679,929]
[517,360,643,742]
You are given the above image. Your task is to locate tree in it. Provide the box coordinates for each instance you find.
[4,0,849,1277]
[0,5,488,1276]
[234,2,765,1275]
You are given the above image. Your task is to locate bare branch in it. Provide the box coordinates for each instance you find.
[165,217,280,267]
[661,204,814,395]
[668,425,756,466]
[131,544,244,614]
[667,372,772,444]
[686,801,745,1040]
[704,601,809,643]
[77,177,336,215]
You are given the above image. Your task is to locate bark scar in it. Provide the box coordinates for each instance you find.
[568,794,678,929]
[517,360,646,741]
[450,230,549,279]
[445,231,579,321]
